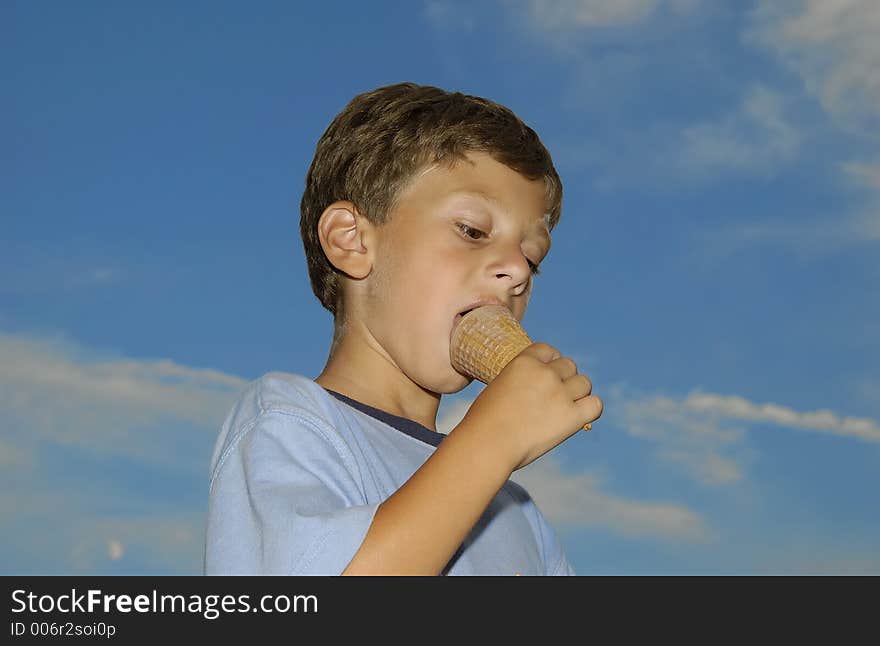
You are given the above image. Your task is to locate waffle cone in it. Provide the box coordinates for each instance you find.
[450,305,532,384]
[449,304,593,431]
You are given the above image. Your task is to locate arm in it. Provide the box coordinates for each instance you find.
[342,416,511,575]
[343,342,602,575]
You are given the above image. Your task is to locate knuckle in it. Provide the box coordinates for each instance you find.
[533,342,560,359]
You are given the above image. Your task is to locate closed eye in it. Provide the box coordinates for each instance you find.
[456,223,541,276]
[457,223,485,240]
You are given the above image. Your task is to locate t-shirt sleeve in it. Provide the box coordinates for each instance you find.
[549,546,577,576]
[532,506,576,576]
[504,480,577,576]
[206,409,380,575]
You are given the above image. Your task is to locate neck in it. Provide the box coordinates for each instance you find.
[314,320,441,432]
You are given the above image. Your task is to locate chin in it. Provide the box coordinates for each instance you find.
[438,369,474,394]
[417,366,473,395]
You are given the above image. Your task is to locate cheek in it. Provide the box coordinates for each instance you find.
[405,243,460,288]
[367,255,393,304]
[513,281,533,321]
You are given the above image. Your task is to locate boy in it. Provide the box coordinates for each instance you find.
[205,82,603,575]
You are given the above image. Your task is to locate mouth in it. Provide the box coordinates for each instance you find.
[451,307,478,340]
[451,299,507,339]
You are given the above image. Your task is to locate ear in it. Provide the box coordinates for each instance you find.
[317,201,375,280]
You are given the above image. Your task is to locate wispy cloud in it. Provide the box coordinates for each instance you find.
[842,159,880,190]
[614,383,880,486]
[689,211,871,263]
[2,485,207,574]
[513,456,708,541]
[678,85,800,176]
[683,391,880,442]
[0,248,127,295]
[749,537,880,574]
[0,435,32,468]
[616,386,750,486]
[742,2,880,251]
[424,0,476,31]
[526,0,700,31]
[0,331,247,466]
[0,330,247,573]
[746,0,880,134]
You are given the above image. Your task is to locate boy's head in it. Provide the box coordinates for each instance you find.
[301,82,562,316]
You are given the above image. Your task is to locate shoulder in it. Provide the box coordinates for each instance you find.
[208,372,348,481]
[218,371,331,437]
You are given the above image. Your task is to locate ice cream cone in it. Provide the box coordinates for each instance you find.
[450,304,532,384]
[450,304,592,431]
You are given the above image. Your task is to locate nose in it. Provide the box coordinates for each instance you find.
[491,245,533,293]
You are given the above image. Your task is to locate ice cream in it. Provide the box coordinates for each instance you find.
[450,304,591,430]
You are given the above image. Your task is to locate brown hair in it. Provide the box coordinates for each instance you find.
[299,82,563,316]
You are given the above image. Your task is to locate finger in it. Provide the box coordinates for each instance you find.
[549,356,578,380]
[574,394,603,429]
[521,342,561,364]
[564,374,592,401]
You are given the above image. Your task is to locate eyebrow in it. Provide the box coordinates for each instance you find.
[452,190,552,251]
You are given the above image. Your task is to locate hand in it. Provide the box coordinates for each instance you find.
[456,342,603,471]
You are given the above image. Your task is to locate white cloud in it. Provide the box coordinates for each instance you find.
[747,0,880,134]
[738,3,880,253]
[0,252,126,295]
[0,331,247,465]
[424,1,476,31]
[0,481,207,574]
[526,0,700,30]
[683,391,880,443]
[843,160,880,190]
[513,457,709,541]
[688,204,879,264]
[0,437,32,470]
[658,448,743,485]
[678,85,800,175]
[0,330,244,572]
[616,387,751,486]
[614,383,880,487]
[750,537,880,574]
[551,84,804,192]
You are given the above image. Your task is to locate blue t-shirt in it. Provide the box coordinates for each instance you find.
[205,372,575,575]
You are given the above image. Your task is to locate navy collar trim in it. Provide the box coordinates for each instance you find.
[322,388,446,448]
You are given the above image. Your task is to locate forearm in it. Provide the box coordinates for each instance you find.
[342,420,512,575]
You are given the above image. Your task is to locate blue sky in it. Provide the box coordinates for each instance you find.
[2,0,878,574]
